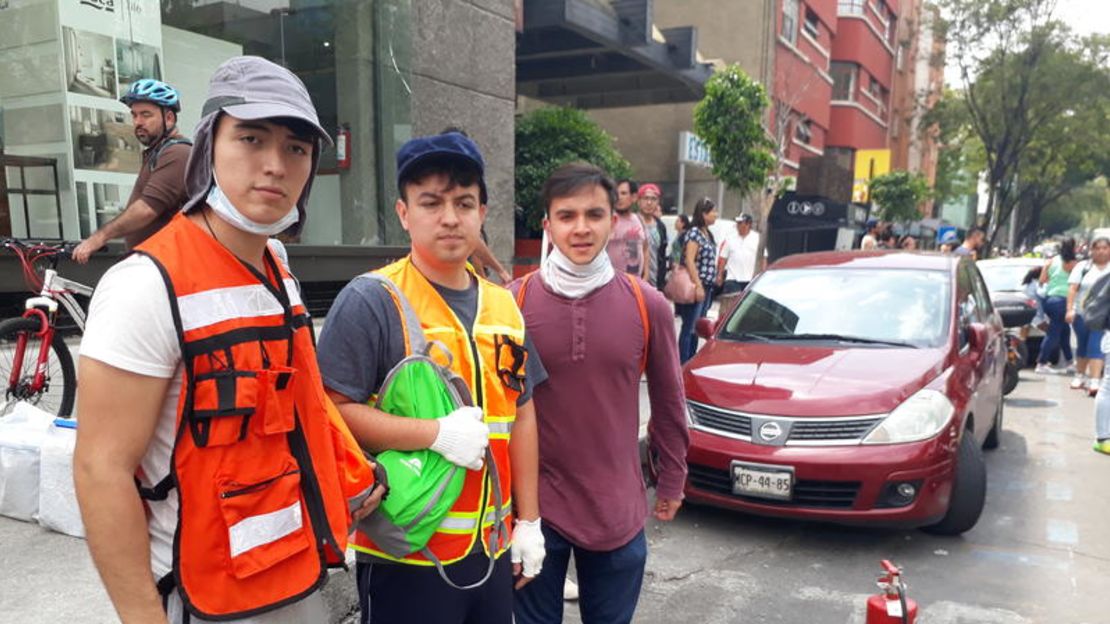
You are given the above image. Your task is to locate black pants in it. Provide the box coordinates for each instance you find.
[357,552,512,624]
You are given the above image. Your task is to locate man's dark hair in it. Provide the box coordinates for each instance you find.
[398,154,486,204]
[541,162,617,215]
[967,227,985,240]
[216,113,318,153]
[617,178,639,195]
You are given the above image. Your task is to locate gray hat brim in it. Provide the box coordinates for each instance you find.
[221,101,334,147]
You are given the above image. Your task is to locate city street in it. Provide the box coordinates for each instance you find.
[574,370,1105,624]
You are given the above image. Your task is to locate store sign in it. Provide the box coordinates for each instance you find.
[678,131,713,168]
[851,149,891,203]
[79,0,115,12]
[785,199,826,217]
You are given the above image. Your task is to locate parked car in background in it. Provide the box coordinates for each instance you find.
[977,257,1046,365]
[677,251,1005,535]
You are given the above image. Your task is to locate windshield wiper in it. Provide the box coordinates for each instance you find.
[770,333,917,348]
[724,331,773,342]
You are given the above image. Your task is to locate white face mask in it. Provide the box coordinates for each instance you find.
[206,174,299,236]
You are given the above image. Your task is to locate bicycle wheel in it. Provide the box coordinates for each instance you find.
[0,316,76,417]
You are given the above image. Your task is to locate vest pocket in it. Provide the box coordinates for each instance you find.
[190,370,260,447]
[256,365,297,436]
[217,460,311,579]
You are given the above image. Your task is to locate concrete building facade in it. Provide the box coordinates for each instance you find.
[583,0,778,219]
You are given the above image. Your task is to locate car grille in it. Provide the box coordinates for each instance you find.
[687,464,860,509]
[688,401,882,445]
[688,401,753,437]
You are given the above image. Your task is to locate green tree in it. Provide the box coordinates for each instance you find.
[693,64,775,267]
[868,171,933,223]
[922,89,983,209]
[514,107,632,233]
[940,0,1106,253]
[693,65,776,196]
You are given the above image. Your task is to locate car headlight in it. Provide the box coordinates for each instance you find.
[862,389,954,444]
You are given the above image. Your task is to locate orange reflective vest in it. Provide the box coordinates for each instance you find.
[352,257,523,568]
[135,214,376,619]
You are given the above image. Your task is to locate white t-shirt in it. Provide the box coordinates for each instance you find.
[81,255,318,624]
[720,231,761,283]
[80,255,181,578]
[1069,260,1110,315]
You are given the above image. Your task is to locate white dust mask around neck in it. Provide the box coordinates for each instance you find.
[206,174,299,236]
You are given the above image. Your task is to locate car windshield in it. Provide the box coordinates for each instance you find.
[978,264,1035,293]
[720,268,951,348]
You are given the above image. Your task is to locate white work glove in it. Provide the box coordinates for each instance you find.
[511,518,546,579]
[430,406,488,471]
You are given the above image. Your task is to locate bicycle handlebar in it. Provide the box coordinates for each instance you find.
[1,238,80,255]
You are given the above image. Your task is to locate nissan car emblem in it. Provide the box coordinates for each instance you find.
[759,421,783,442]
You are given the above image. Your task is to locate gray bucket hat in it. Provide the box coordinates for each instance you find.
[181,55,331,235]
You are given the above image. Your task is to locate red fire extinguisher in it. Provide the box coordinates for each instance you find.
[865,560,918,624]
[336,123,351,170]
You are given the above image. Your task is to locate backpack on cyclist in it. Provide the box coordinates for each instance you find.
[1082,272,1110,332]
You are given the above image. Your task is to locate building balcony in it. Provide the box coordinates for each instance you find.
[831,17,894,87]
[826,101,888,149]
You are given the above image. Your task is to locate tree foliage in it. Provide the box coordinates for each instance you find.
[693,65,776,196]
[922,89,984,209]
[939,0,1110,252]
[869,171,933,223]
[514,107,633,232]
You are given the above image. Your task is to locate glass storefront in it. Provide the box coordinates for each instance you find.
[0,0,414,245]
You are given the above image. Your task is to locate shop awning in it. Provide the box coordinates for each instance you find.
[517,0,713,108]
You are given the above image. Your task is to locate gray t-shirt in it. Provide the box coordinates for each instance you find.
[316,274,546,406]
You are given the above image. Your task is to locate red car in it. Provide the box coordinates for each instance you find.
[680,251,1005,535]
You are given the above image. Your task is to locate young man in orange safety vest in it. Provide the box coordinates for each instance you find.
[74,56,381,624]
[317,131,546,624]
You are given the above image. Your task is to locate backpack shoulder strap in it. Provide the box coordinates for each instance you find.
[623,274,650,375]
[360,273,427,356]
[148,137,193,171]
[515,271,537,309]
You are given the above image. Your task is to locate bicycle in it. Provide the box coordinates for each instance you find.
[1,238,92,417]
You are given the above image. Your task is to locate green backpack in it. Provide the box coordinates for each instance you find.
[355,274,506,590]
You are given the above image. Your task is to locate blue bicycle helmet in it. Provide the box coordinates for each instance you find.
[120,79,181,112]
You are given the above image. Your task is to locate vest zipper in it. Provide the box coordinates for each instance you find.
[286,411,343,567]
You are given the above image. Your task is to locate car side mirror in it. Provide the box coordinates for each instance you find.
[696,317,717,340]
[966,322,988,356]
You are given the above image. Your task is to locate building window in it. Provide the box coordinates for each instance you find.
[794,119,813,144]
[838,0,865,15]
[830,61,857,100]
[868,76,880,98]
[803,9,820,38]
[0,0,417,245]
[782,0,799,45]
[874,1,895,42]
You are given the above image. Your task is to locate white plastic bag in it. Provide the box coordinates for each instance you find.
[0,402,55,521]
[39,422,85,537]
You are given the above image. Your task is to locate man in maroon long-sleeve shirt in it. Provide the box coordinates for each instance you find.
[511,163,689,624]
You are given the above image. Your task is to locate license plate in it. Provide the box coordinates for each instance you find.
[731,461,793,500]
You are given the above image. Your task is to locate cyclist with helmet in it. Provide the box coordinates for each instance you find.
[72,79,192,263]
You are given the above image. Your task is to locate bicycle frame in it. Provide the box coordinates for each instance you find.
[16,268,93,395]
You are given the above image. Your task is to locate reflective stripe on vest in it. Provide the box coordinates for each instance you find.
[351,257,523,567]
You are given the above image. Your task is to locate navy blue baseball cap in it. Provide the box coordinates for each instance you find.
[396,132,488,203]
